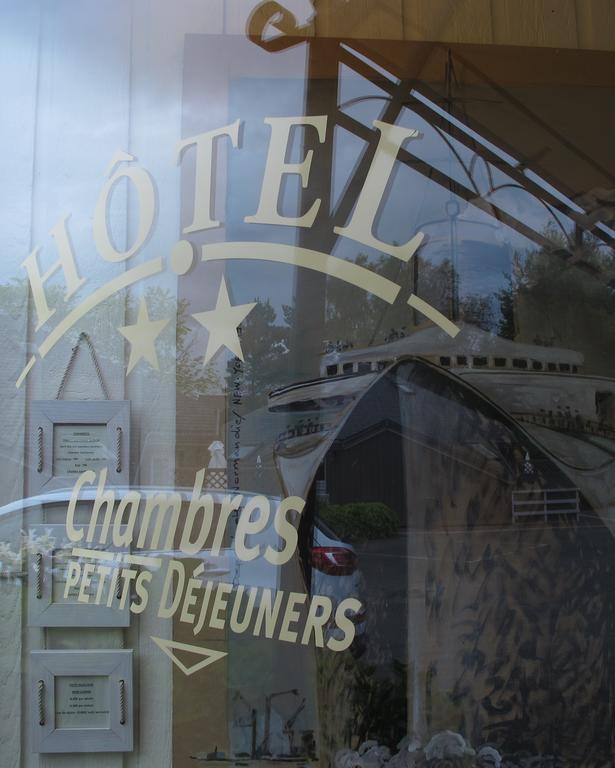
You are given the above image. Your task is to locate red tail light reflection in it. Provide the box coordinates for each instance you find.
[311,546,357,575]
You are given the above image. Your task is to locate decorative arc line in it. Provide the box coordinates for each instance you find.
[201,242,402,304]
[16,356,36,389]
[407,293,460,338]
[15,257,164,388]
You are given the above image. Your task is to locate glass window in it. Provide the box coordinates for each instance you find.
[2,2,615,766]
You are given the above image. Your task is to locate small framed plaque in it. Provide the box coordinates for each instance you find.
[27,524,130,627]
[29,400,130,493]
[31,650,133,753]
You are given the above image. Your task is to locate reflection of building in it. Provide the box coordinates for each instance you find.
[323,320,615,438]
[269,353,615,762]
[174,392,226,486]
[320,323,615,512]
[322,321,584,378]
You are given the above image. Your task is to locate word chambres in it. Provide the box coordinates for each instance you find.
[63,469,362,652]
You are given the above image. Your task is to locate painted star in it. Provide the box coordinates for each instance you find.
[192,277,256,365]
[118,297,170,374]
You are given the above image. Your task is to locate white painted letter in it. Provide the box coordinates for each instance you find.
[180,469,214,555]
[245,116,327,228]
[22,215,86,331]
[177,120,241,233]
[279,591,307,643]
[93,151,156,262]
[66,470,96,543]
[63,561,81,599]
[266,496,304,566]
[334,121,423,261]
[158,560,185,619]
[235,496,270,562]
[326,597,362,652]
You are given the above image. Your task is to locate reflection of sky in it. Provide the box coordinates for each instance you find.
[331,126,367,213]
[226,78,307,316]
[224,66,522,319]
[337,63,389,127]
[411,89,591,219]
[224,65,582,320]
[8,16,608,334]
[395,104,576,258]
[331,89,517,302]
[1,3,135,287]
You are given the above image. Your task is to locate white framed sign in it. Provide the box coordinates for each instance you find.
[27,524,130,627]
[31,650,133,753]
[29,400,130,493]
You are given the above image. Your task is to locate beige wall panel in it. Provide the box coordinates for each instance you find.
[21,1,132,766]
[403,0,493,44]
[125,2,226,766]
[491,0,578,48]
[576,0,615,50]
[0,2,40,766]
[315,0,404,39]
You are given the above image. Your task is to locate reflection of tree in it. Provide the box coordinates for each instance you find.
[83,286,220,396]
[496,227,615,375]
[349,659,407,747]
[324,254,496,345]
[226,254,490,405]
[232,298,290,406]
[0,279,219,396]
[0,528,57,578]
[321,232,615,372]
[451,520,615,762]
[315,649,407,766]
[0,278,29,320]
[495,273,516,339]
[169,293,221,397]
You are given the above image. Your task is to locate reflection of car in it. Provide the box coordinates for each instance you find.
[310,518,367,655]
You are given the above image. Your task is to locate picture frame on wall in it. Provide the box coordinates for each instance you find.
[31,649,133,753]
[28,400,130,494]
[27,524,130,627]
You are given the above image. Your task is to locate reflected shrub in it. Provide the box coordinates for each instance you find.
[319,502,398,542]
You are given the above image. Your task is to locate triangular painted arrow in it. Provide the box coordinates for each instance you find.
[150,636,227,676]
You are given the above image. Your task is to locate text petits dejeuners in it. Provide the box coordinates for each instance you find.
[62,469,362,652]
